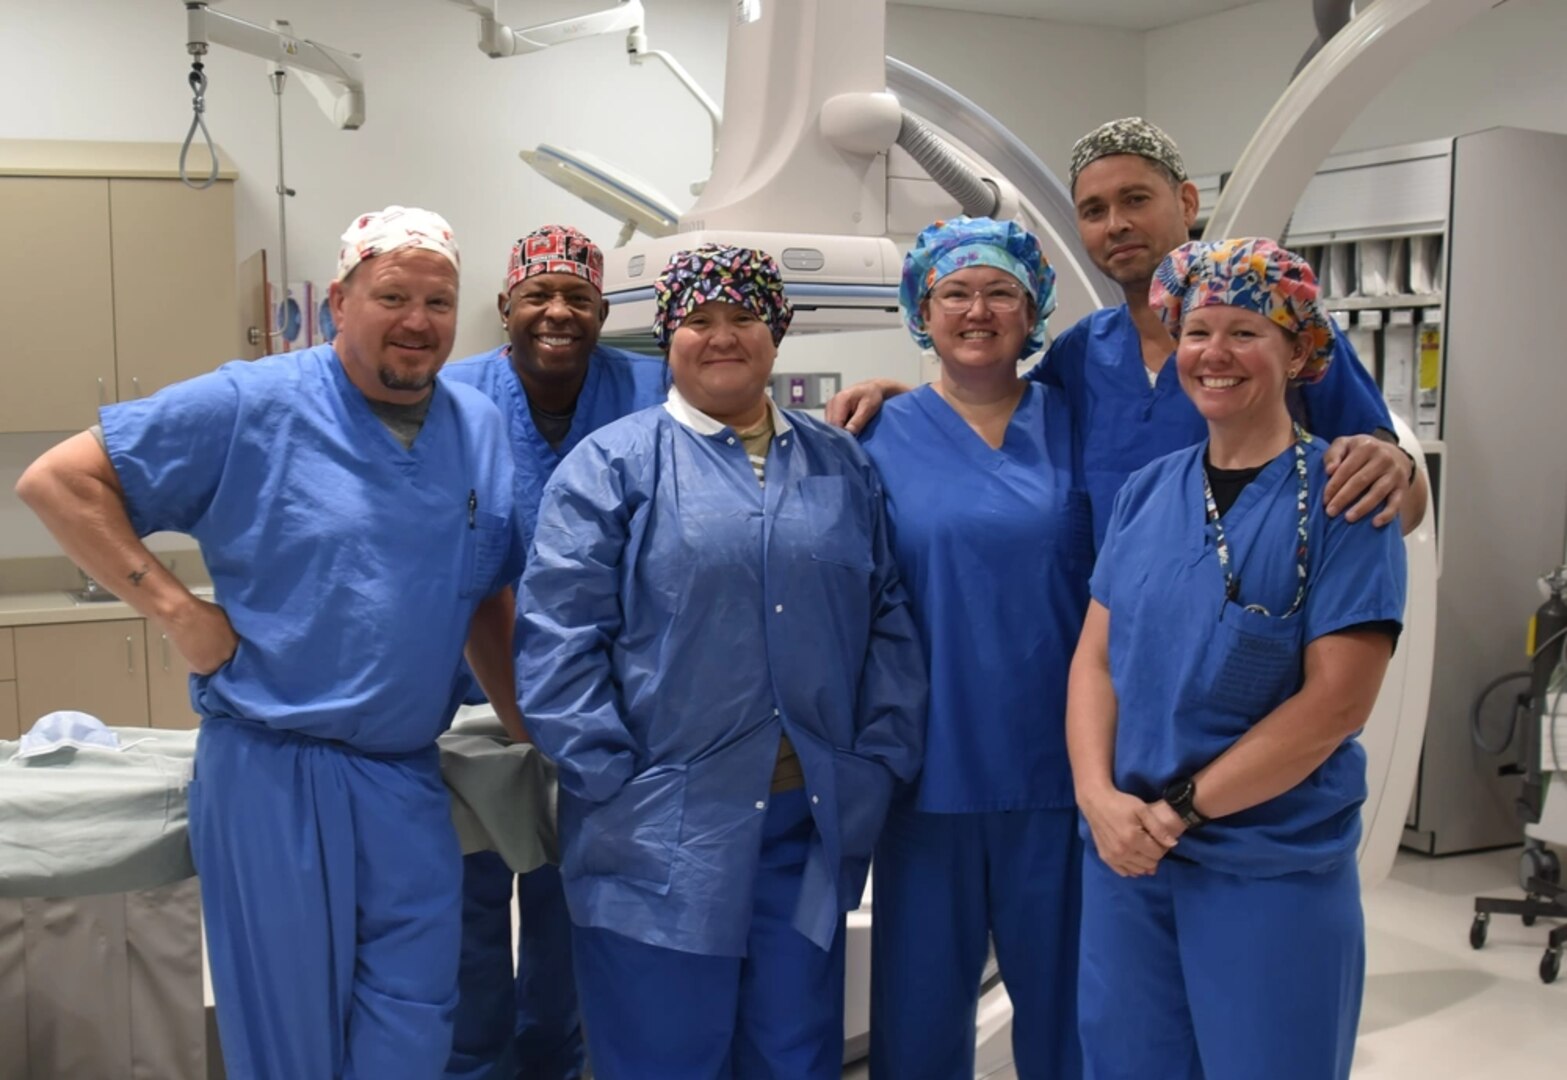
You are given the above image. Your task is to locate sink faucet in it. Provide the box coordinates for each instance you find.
[78,570,106,599]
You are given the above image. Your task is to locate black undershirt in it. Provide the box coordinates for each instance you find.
[530,402,575,451]
[1203,454,1401,645]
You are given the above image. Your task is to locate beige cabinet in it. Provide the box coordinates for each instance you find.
[13,620,151,729]
[0,682,18,742]
[146,627,200,731]
[0,141,239,434]
[110,179,237,402]
[0,177,117,431]
[0,627,14,680]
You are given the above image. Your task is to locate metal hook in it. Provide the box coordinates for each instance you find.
[179,57,220,189]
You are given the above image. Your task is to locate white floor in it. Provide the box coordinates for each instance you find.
[846,847,1566,1079]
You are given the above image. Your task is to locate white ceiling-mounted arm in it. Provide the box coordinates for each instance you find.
[446,0,644,59]
[1205,0,1496,242]
[186,2,365,128]
[627,27,721,163]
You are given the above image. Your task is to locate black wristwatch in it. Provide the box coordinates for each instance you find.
[1162,776,1208,829]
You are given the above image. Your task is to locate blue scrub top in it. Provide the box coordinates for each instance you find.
[441,343,669,559]
[518,400,928,957]
[860,382,1091,813]
[442,343,668,703]
[100,345,524,755]
[1030,306,1393,550]
[1089,438,1407,877]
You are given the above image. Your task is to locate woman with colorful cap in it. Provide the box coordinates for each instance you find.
[1067,238,1407,1079]
[858,216,1093,1079]
[516,244,927,1078]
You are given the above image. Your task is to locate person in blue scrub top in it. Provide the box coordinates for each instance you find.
[858,217,1091,1080]
[441,225,668,1080]
[16,206,529,1080]
[518,244,927,1080]
[830,117,1430,543]
[1066,238,1407,1080]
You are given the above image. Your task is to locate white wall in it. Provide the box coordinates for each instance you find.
[1144,0,1567,177]
[887,4,1146,180]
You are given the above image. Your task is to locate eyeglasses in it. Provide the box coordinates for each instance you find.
[929,283,1027,314]
[508,290,600,315]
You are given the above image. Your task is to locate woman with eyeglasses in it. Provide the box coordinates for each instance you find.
[1066,239,1407,1080]
[858,217,1093,1079]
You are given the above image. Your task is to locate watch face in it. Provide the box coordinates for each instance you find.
[1164,778,1194,805]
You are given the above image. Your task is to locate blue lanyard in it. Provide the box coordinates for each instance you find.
[1202,424,1309,618]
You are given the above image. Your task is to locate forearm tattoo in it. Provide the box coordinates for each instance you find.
[127,564,151,587]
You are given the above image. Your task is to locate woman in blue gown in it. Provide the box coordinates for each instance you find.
[517,244,927,1079]
[1067,238,1407,1079]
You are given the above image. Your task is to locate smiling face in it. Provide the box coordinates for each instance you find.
[1073,154,1199,289]
[329,247,459,403]
[498,271,609,389]
[921,266,1034,370]
[1175,305,1310,426]
[665,300,777,426]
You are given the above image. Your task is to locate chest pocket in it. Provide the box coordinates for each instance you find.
[1198,604,1305,719]
[461,509,512,598]
[796,476,874,574]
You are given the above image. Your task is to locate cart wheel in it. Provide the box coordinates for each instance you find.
[1541,949,1561,985]
[1524,910,1538,928]
[1470,914,1489,950]
[1521,846,1562,891]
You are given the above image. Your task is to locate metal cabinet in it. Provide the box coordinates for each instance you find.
[13,620,151,730]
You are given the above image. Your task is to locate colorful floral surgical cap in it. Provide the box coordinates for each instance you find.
[336,206,459,283]
[651,245,794,349]
[1150,238,1335,384]
[898,216,1056,357]
[506,225,604,293]
[1068,117,1188,192]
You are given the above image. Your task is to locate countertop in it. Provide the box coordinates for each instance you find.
[0,587,213,629]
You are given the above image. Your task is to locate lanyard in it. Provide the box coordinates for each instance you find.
[1203,424,1309,618]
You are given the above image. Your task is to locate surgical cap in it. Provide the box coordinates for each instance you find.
[651,244,794,349]
[1069,117,1188,191]
[898,216,1056,357]
[1150,238,1335,384]
[335,206,460,283]
[507,225,604,293]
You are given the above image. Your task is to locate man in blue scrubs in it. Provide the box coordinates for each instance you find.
[831,117,1429,541]
[17,207,527,1080]
[441,225,667,1080]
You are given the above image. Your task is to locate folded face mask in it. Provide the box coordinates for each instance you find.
[16,711,124,760]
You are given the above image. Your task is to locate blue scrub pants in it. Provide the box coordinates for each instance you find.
[188,717,463,1080]
[1078,846,1364,1080]
[446,854,583,1080]
[869,804,1083,1080]
[571,789,846,1080]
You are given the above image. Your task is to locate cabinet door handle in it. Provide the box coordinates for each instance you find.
[126,635,135,674]
[97,377,107,406]
[132,376,142,399]
[160,633,171,672]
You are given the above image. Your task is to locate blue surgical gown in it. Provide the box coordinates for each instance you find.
[100,344,524,753]
[441,343,669,561]
[859,382,1091,812]
[1031,306,1394,550]
[518,403,928,957]
[1089,437,1408,876]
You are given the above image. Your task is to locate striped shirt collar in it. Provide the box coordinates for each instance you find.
[663,385,793,437]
